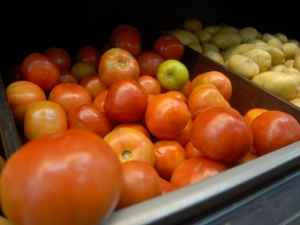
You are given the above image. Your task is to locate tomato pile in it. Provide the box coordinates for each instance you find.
[2,24,300,225]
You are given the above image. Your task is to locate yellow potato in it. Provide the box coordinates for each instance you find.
[196,26,220,43]
[183,18,203,33]
[267,47,285,65]
[188,43,203,53]
[275,33,288,43]
[268,38,283,49]
[203,43,219,52]
[294,55,300,71]
[170,29,199,45]
[204,51,225,65]
[244,49,272,72]
[271,64,299,74]
[219,26,239,34]
[240,27,260,43]
[271,64,287,72]
[250,40,266,45]
[212,31,242,50]
[289,39,299,46]
[227,54,260,78]
[290,98,300,107]
[285,59,295,68]
[282,42,300,59]
[225,44,256,59]
[262,33,275,42]
[252,71,300,100]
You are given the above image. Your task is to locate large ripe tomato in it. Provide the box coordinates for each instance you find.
[164,91,187,102]
[138,51,164,76]
[104,127,155,165]
[146,95,191,139]
[6,81,46,122]
[105,80,147,123]
[188,84,230,118]
[118,161,161,208]
[191,71,232,100]
[138,75,161,95]
[244,108,268,127]
[185,142,203,159]
[154,141,186,180]
[80,75,106,98]
[21,53,60,91]
[115,123,150,137]
[1,129,122,225]
[68,104,112,137]
[191,107,252,164]
[154,35,184,60]
[181,80,193,97]
[158,177,174,194]
[93,90,108,113]
[45,48,71,72]
[99,48,140,87]
[171,158,226,188]
[59,73,78,83]
[111,25,141,56]
[251,111,300,155]
[177,119,192,146]
[71,62,96,81]
[49,83,92,112]
[77,46,99,65]
[24,101,68,140]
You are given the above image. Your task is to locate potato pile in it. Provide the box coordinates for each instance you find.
[170,19,300,107]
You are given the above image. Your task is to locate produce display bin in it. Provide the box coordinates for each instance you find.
[2,1,300,224]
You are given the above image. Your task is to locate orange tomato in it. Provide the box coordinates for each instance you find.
[1,129,122,225]
[24,101,67,140]
[138,51,164,76]
[164,91,187,102]
[154,35,184,60]
[45,48,71,72]
[6,81,46,122]
[185,142,204,159]
[138,75,161,95]
[80,75,106,98]
[239,152,257,164]
[49,83,92,112]
[244,108,268,127]
[181,80,193,97]
[154,141,186,180]
[93,90,108,113]
[118,161,161,208]
[104,127,155,165]
[177,119,192,146]
[115,123,150,137]
[68,104,112,137]
[158,177,175,194]
[77,46,99,65]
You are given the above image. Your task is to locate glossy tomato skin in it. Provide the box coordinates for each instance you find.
[93,90,108,113]
[177,119,192,146]
[1,129,122,225]
[146,95,191,139]
[244,108,268,127]
[104,127,155,165]
[181,80,193,97]
[115,123,150,137]
[154,35,184,60]
[24,101,67,140]
[68,104,112,137]
[165,91,187,102]
[99,48,140,87]
[21,53,60,91]
[191,107,253,165]
[59,73,78,83]
[111,25,141,56]
[80,75,106,98]
[251,111,300,155]
[171,158,226,188]
[118,161,161,208]
[105,80,147,123]
[6,81,46,122]
[239,151,257,164]
[138,75,161,95]
[49,83,92,112]
[138,51,164,76]
[154,141,186,180]
[45,48,71,72]
[185,142,203,159]
[191,71,232,100]
[158,177,175,194]
[77,46,99,65]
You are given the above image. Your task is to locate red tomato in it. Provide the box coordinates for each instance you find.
[104,127,155,165]
[59,73,78,83]
[239,151,257,164]
[49,83,92,112]
[21,53,60,91]
[1,129,122,225]
[71,62,96,81]
[185,142,204,159]
[80,75,106,98]
[77,46,99,65]
[138,51,164,76]
[111,25,141,56]
[45,48,71,72]
[181,80,193,97]
[244,108,268,127]
[118,161,161,208]
[138,75,161,95]
[251,111,300,155]
[105,80,147,123]
[99,48,140,87]
[171,158,226,188]
[191,107,253,164]
[154,141,186,180]
[154,35,184,60]
[24,101,68,140]
[191,71,232,100]
[146,95,191,139]
[6,81,46,122]
[68,104,112,137]
[177,119,192,146]
[164,91,187,102]
[93,90,108,113]
[158,177,175,194]
[115,123,150,137]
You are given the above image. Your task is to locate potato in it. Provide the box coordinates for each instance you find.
[212,31,242,50]
[244,49,272,72]
[289,39,299,46]
[268,38,283,49]
[285,59,295,68]
[240,27,260,43]
[203,43,219,52]
[267,47,285,65]
[170,29,199,45]
[252,71,300,100]
[250,40,266,45]
[188,43,203,53]
[262,33,275,42]
[196,26,220,43]
[183,18,203,33]
[294,55,300,71]
[282,42,300,59]
[229,43,256,55]
[290,98,300,107]
[271,64,299,74]
[275,33,288,43]
[219,26,239,34]
[204,51,225,65]
[227,54,260,78]
[271,64,287,72]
